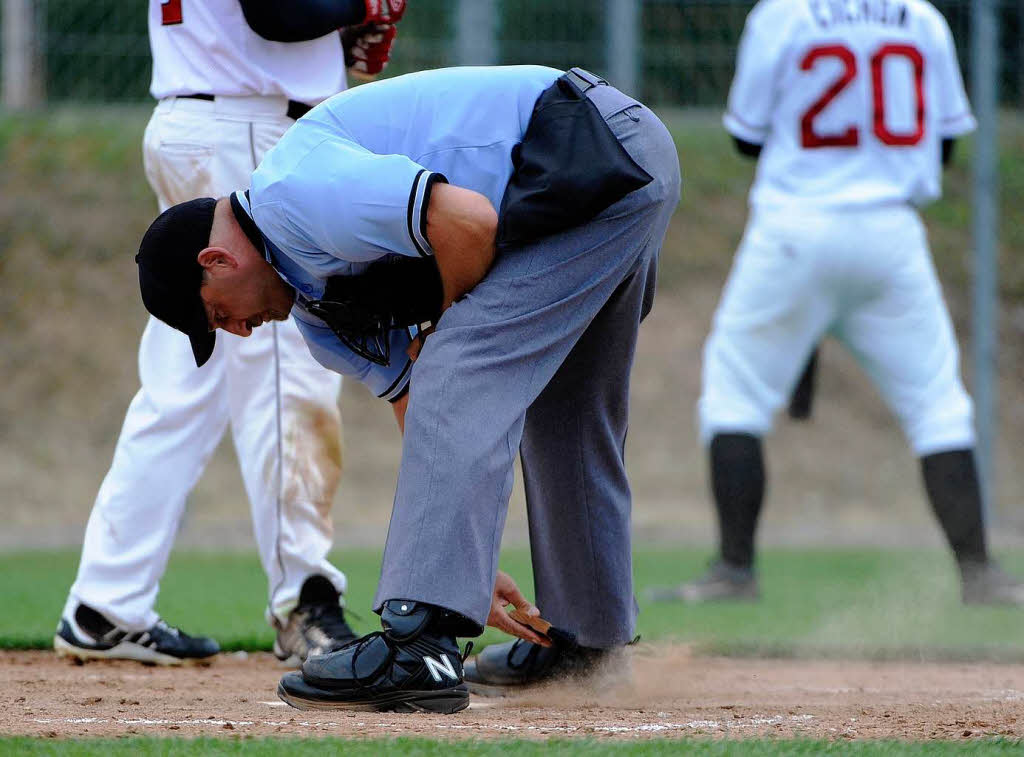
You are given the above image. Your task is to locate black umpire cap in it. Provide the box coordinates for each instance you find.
[136,197,218,367]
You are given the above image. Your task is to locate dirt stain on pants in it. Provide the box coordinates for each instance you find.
[279,399,343,517]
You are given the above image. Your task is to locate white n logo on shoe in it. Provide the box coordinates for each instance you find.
[423,653,459,682]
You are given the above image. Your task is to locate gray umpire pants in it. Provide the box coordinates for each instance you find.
[374,83,681,648]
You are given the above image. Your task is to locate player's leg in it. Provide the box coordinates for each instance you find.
[57,101,227,663]
[463,229,665,691]
[222,112,351,663]
[660,214,834,602]
[920,450,1023,603]
[836,211,979,549]
[698,431,766,591]
[836,209,1024,605]
[787,346,820,420]
[278,97,681,712]
[226,317,352,662]
[522,256,657,646]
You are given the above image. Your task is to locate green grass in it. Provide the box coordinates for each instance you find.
[2,737,1022,755]
[3,547,1023,660]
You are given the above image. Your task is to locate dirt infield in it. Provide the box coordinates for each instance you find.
[3,646,1022,741]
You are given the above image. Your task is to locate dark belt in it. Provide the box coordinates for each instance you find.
[179,93,312,121]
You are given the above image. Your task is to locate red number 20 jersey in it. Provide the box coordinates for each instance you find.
[724,0,975,211]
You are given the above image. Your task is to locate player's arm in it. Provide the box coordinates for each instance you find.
[722,4,787,146]
[942,139,956,167]
[324,182,498,327]
[932,12,976,169]
[425,183,499,312]
[732,136,762,160]
[238,0,403,42]
[317,184,496,418]
[391,389,409,431]
[305,182,497,329]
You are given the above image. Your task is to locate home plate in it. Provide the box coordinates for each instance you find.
[260,701,288,707]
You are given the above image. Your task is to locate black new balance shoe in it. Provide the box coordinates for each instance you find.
[273,575,358,666]
[54,603,219,666]
[277,600,470,713]
[463,638,629,695]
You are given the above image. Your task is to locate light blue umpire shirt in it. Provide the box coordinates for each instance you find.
[232,65,563,401]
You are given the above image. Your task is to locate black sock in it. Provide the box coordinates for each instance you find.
[709,433,765,570]
[920,448,988,566]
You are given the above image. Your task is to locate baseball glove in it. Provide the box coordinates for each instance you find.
[507,608,578,651]
[342,23,398,80]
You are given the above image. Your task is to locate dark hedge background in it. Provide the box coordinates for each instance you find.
[11,0,1023,106]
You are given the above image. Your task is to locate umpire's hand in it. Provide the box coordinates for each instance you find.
[487,571,552,647]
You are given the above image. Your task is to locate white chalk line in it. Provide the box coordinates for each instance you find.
[30,713,815,734]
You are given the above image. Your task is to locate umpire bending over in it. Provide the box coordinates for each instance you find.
[135,65,681,714]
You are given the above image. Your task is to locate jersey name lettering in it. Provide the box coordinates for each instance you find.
[809,0,908,29]
[725,0,975,209]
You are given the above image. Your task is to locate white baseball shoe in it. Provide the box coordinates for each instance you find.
[273,575,357,667]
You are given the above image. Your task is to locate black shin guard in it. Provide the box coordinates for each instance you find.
[920,449,988,566]
[709,433,765,569]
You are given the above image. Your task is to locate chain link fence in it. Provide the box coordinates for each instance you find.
[3,0,1024,107]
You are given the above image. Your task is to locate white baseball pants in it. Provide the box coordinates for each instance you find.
[699,204,974,456]
[65,96,345,630]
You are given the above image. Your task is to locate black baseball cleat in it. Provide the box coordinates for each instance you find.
[273,575,358,666]
[463,638,630,695]
[277,600,470,713]
[54,603,219,666]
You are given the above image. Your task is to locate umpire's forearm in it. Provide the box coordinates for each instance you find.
[426,183,498,311]
[391,390,409,433]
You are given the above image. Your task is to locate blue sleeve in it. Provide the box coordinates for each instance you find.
[293,313,415,401]
[239,0,367,43]
[262,138,447,263]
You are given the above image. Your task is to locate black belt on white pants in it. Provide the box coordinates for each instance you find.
[179,93,312,121]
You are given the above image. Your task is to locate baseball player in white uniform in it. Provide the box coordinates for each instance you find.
[56,0,406,666]
[655,0,1024,605]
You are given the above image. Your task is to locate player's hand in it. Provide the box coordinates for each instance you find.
[362,0,405,25]
[406,324,435,362]
[342,23,397,79]
[486,571,552,647]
